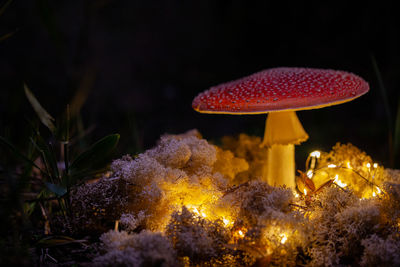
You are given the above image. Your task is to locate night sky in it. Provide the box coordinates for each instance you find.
[1,1,400,167]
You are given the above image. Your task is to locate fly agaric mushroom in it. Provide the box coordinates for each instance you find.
[192,67,369,188]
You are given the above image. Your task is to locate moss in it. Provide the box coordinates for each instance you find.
[71,131,400,266]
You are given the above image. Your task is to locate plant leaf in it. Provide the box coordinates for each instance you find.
[30,136,59,182]
[24,84,56,134]
[70,134,120,173]
[37,235,87,247]
[0,0,13,17]
[0,136,42,171]
[44,182,66,197]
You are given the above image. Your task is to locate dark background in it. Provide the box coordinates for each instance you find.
[1,0,400,168]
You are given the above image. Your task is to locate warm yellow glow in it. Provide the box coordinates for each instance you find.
[376,186,381,194]
[222,218,231,227]
[303,188,307,196]
[280,233,288,244]
[366,163,371,168]
[328,164,337,168]
[114,220,119,231]
[373,163,378,168]
[294,192,300,198]
[307,170,313,178]
[372,192,376,197]
[192,207,200,216]
[346,161,352,169]
[233,228,247,239]
[310,151,321,158]
[186,205,208,218]
[333,174,347,187]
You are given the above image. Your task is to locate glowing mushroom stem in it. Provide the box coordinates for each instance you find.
[261,111,308,188]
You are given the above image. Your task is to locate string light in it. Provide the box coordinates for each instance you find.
[373,163,378,168]
[306,170,313,179]
[310,151,321,158]
[333,174,347,188]
[280,233,288,244]
[346,161,352,169]
[328,164,337,168]
[303,189,307,196]
[222,218,231,227]
[307,150,321,170]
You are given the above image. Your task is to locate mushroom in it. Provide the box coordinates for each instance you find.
[192,67,369,188]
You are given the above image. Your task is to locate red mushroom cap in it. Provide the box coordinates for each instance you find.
[192,67,369,114]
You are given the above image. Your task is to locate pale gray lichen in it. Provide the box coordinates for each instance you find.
[93,230,179,267]
[360,233,400,266]
[165,206,232,265]
[71,131,400,266]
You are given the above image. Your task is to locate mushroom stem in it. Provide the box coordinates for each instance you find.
[264,144,295,188]
[261,111,308,188]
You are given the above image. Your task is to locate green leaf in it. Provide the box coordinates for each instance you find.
[23,202,36,217]
[0,136,43,171]
[24,84,56,134]
[30,135,60,182]
[69,134,119,182]
[0,0,13,17]
[0,30,16,42]
[44,182,66,197]
[37,236,87,247]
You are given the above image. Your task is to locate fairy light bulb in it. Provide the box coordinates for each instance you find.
[280,233,288,244]
[223,218,230,227]
[346,161,352,169]
[309,151,321,170]
[333,174,347,187]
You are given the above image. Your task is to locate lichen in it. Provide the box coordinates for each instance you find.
[93,230,179,267]
[71,131,400,266]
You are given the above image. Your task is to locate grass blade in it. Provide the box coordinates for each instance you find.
[0,136,43,171]
[24,84,56,134]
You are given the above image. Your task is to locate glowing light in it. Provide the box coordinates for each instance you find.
[233,228,247,239]
[328,164,337,168]
[114,220,119,231]
[373,163,378,168]
[372,192,376,197]
[294,193,300,198]
[192,207,200,216]
[303,189,307,196]
[306,170,313,178]
[280,233,288,244]
[222,218,231,226]
[366,163,371,168]
[376,186,381,194]
[346,161,352,169]
[333,174,347,187]
[310,151,321,158]
[237,230,245,238]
